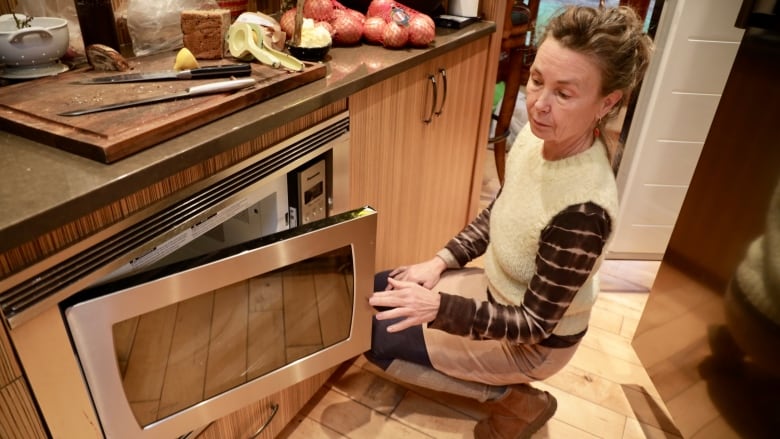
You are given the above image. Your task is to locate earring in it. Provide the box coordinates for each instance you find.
[594,117,602,138]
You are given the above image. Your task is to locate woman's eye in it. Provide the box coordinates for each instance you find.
[556,90,571,99]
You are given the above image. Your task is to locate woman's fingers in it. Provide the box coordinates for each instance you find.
[387,276,418,289]
[369,290,402,309]
[388,266,407,278]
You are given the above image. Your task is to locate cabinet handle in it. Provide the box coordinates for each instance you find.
[434,68,447,117]
[424,73,437,123]
[248,403,279,439]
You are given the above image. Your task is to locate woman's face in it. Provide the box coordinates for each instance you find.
[525,37,621,156]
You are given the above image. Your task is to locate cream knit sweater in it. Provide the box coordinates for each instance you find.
[484,126,619,336]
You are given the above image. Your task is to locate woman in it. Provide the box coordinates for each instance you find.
[366,5,653,439]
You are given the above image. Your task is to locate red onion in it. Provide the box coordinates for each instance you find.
[280,8,297,40]
[331,13,363,45]
[363,16,386,44]
[382,20,409,48]
[408,14,435,47]
[367,0,396,20]
[304,0,335,22]
[347,8,366,25]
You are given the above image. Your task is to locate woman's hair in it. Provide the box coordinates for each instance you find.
[539,5,654,168]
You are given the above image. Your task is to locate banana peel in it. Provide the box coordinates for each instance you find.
[227,22,303,72]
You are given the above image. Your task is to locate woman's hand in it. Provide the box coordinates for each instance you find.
[369,277,441,332]
[387,256,447,289]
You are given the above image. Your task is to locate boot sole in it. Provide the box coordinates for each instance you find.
[518,392,557,439]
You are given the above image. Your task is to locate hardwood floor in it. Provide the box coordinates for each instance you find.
[276,151,676,439]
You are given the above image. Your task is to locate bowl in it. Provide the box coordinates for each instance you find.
[287,43,331,62]
[0,15,69,67]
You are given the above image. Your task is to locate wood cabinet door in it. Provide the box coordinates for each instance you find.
[350,38,490,270]
[196,367,334,439]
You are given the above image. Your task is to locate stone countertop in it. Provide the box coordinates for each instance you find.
[0,22,494,254]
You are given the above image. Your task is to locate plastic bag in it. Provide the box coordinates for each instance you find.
[126,0,219,56]
[16,0,83,55]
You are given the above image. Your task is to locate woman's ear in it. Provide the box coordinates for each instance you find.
[600,90,624,118]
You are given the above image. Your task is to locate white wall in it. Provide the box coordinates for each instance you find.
[607,0,745,260]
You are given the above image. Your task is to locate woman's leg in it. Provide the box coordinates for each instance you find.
[367,270,559,438]
[422,268,579,385]
[366,270,433,369]
[366,270,505,401]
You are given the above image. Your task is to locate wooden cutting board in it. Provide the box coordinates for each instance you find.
[0,50,327,163]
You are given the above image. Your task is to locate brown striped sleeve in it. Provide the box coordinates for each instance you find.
[441,195,498,267]
[429,202,612,344]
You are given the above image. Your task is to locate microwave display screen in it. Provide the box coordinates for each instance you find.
[305,181,324,204]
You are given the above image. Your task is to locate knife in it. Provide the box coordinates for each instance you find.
[75,63,252,84]
[59,78,257,116]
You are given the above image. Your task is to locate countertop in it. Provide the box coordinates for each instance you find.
[0,22,494,255]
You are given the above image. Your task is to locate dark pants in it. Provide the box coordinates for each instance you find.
[365,270,433,370]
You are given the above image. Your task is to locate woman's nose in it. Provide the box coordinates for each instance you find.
[533,89,551,112]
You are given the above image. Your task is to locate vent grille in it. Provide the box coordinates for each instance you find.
[1,116,349,322]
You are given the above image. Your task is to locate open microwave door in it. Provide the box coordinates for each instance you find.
[64,207,376,439]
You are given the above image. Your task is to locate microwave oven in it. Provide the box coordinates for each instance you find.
[14,112,375,439]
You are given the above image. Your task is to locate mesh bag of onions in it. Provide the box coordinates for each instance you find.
[280,0,436,48]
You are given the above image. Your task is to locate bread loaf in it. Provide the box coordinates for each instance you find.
[181,9,231,59]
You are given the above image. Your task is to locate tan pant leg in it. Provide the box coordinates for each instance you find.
[424,268,579,386]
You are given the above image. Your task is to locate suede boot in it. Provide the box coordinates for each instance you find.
[474,384,557,439]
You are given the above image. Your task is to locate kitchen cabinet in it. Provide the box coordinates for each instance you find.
[350,37,491,270]
[196,366,335,438]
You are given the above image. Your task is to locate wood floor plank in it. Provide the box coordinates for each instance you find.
[283,264,323,348]
[589,303,626,336]
[248,273,286,380]
[314,269,352,347]
[121,303,178,424]
[279,414,347,438]
[580,325,643,366]
[247,310,286,380]
[689,416,741,439]
[544,418,601,439]
[249,272,284,312]
[623,417,682,439]
[302,389,434,438]
[328,365,407,415]
[391,392,478,438]
[355,359,489,421]
[542,364,638,420]
[536,382,627,439]
[205,282,249,398]
[112,316,139,377]
[157,292,213,419]
[633,297,724,370]
[665,380,720,438]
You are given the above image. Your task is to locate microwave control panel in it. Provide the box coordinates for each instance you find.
[292,158,327,226]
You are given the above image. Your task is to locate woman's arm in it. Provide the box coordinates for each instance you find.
[429,202,612,344]
[388,195,498,289]
[438,196,497,268]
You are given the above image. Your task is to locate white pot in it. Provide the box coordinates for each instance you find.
[0,15,68,67]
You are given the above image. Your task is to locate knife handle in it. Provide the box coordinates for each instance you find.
[183,64,252,79]
[187,78,257,95]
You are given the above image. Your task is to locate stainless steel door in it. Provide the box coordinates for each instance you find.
[65,207,376,439]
